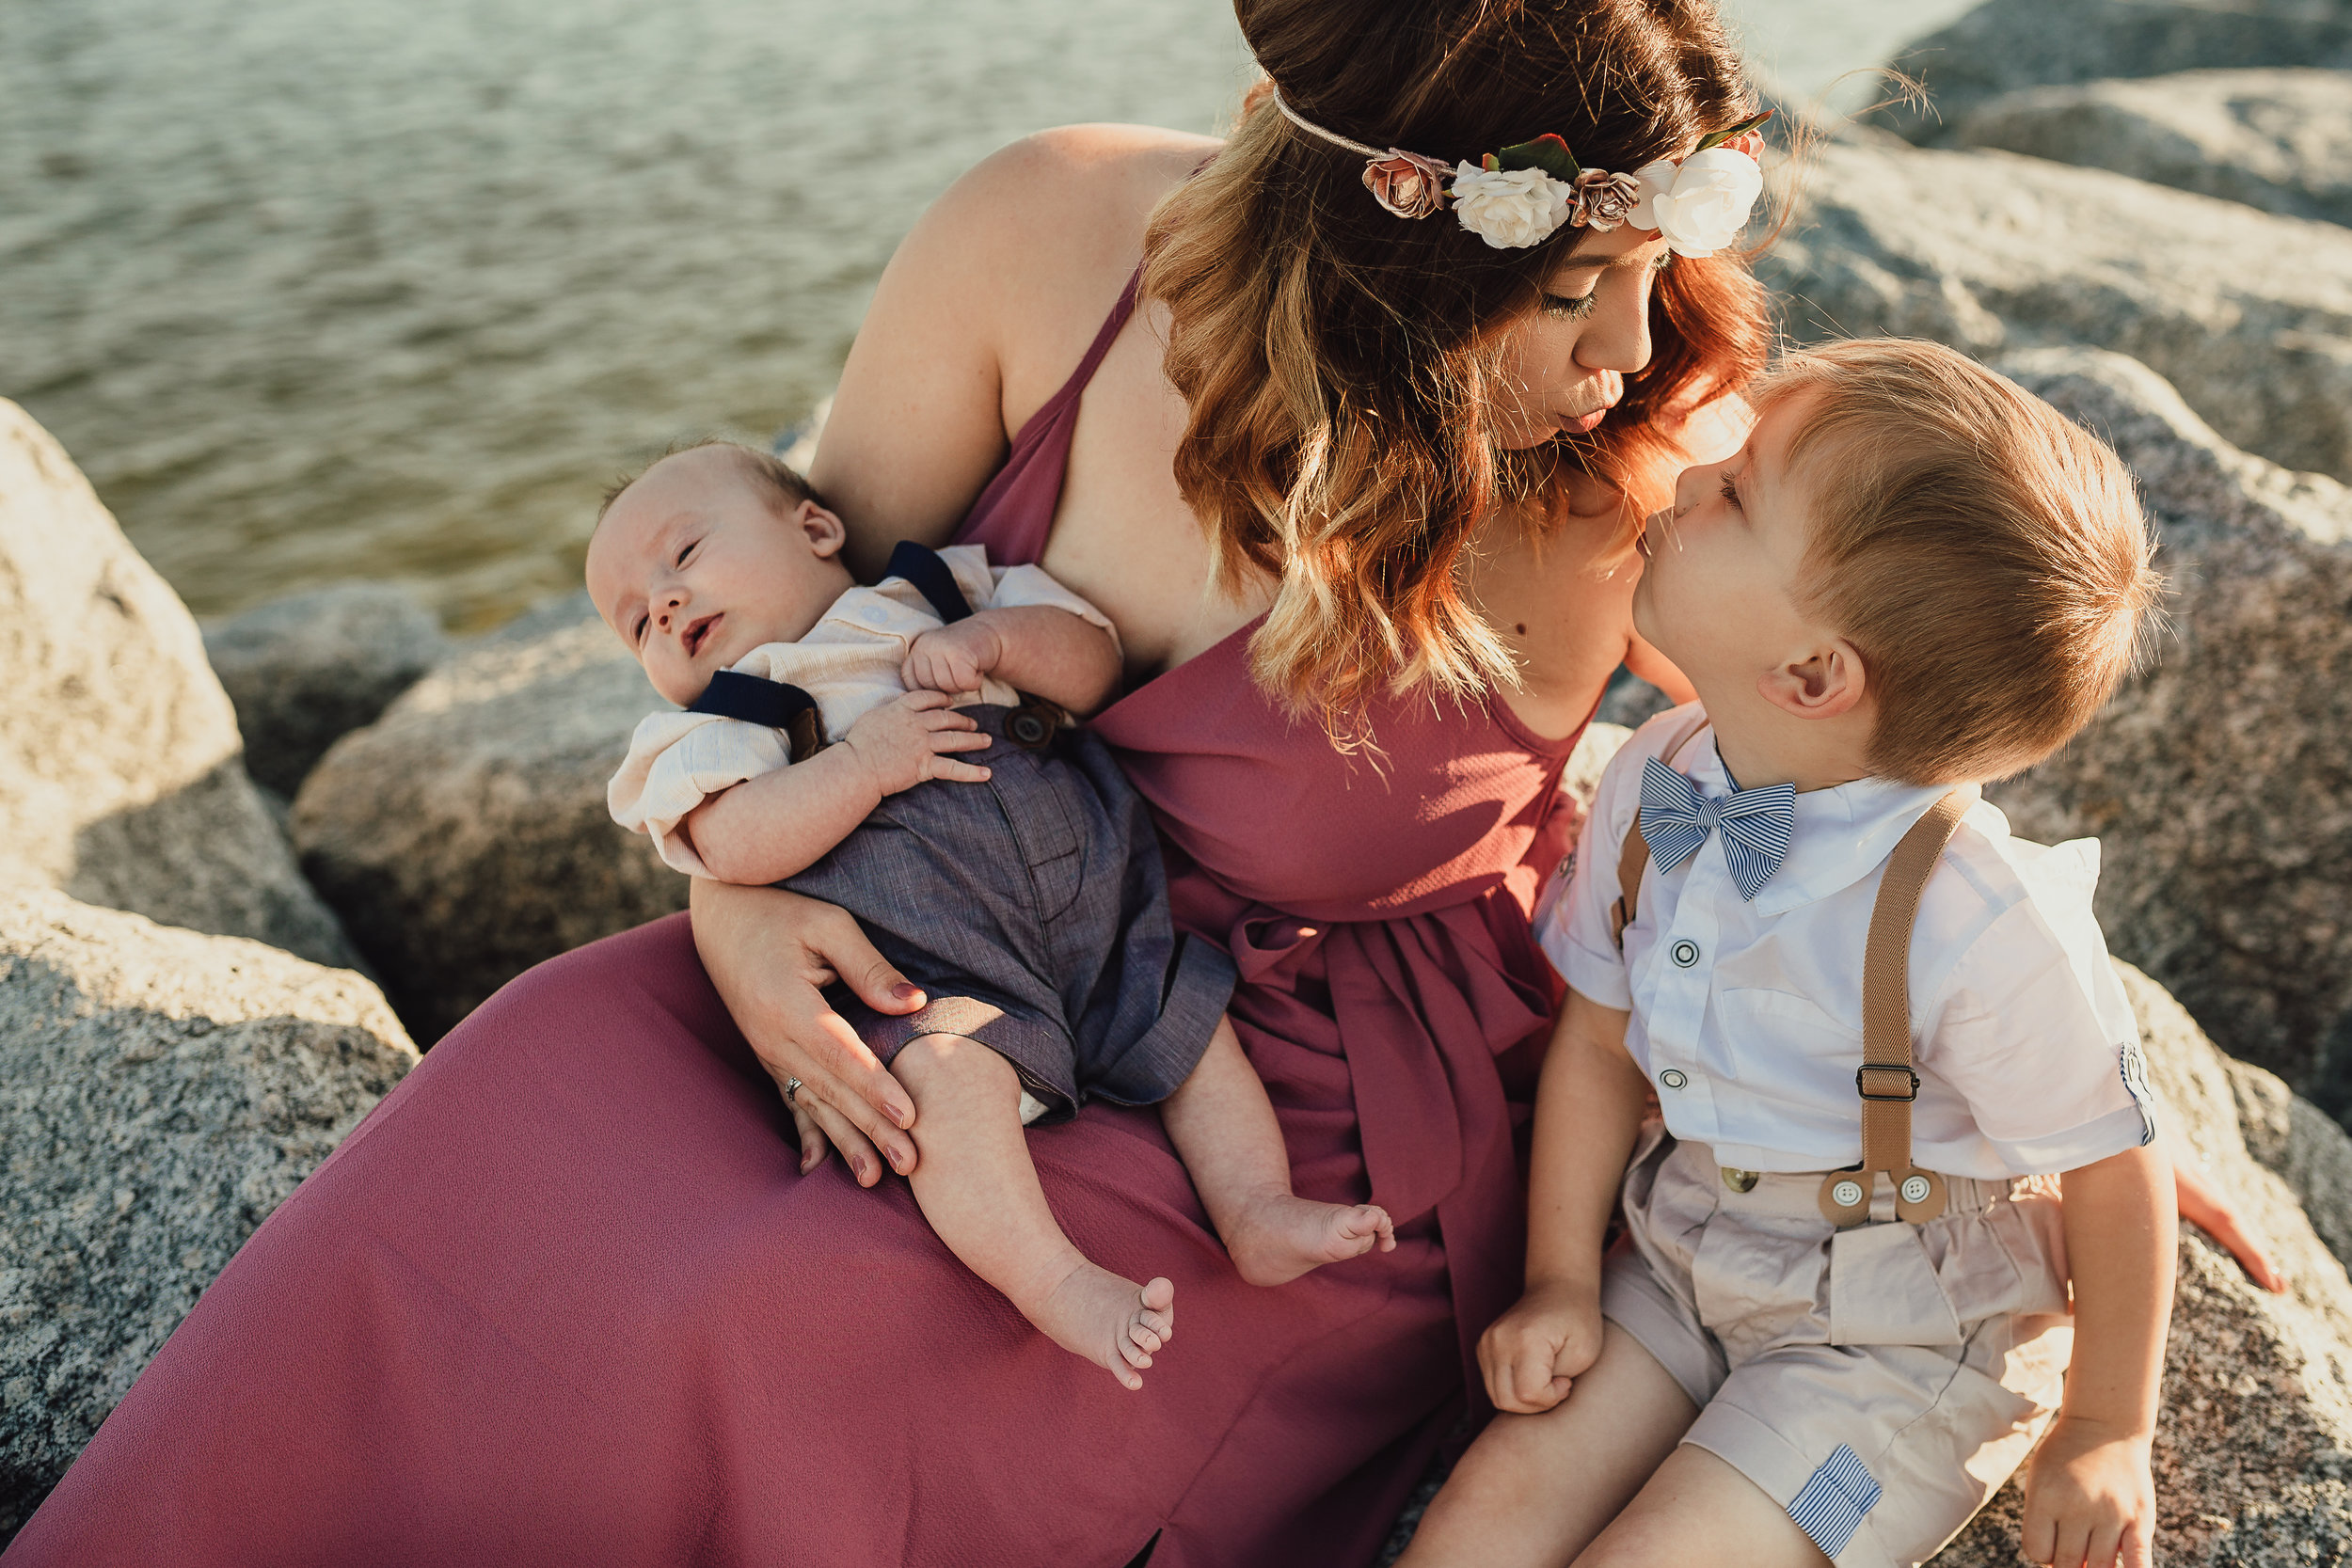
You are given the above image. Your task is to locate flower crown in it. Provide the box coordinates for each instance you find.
[1270,93,1772,258]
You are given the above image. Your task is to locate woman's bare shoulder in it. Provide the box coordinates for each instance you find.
[898,125,1218,359]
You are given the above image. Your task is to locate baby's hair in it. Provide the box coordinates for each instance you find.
[596,437,820,525]
[1756,340,2161,785]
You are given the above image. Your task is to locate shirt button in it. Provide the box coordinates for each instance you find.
[1670,939,1700,968]
[1659,1069,1689,1090]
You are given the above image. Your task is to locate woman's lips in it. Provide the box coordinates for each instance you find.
[1557,371,1626,436]
[683,612,722,658]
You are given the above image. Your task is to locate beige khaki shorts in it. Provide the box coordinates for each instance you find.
[1601,1132,2075,1568]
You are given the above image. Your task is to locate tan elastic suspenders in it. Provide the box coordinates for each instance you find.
[1607,719,1979,1229]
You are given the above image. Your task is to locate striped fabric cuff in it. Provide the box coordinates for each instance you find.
[1788,1444,1881,1559]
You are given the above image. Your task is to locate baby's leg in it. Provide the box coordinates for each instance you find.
[1160,1016,1396,1287]
[891,1034,1173,1391]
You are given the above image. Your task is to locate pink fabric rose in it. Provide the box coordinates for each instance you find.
[1569,169,1642,231]
[1361,150,1451,220]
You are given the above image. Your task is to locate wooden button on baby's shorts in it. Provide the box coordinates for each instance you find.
[1005,705,1057,750]
[1720,1167,1759,1194]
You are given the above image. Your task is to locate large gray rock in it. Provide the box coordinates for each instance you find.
[202,584,449,799]
[1986,347,2352,1114]
[1933,965,2352,1565]
[0,401,358,971]
[1757,138,2352,486]
[1957,68,2352,228]
[1872,0,2352,143]
[0,885,415,1543]
[291,592,685,1042]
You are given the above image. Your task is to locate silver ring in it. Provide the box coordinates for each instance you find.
[783,1076,804,1106]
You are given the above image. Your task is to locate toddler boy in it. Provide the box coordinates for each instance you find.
[1399,340,2172,1568]
[586,440,1393,1390]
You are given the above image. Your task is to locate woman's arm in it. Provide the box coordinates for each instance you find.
[1478,988,1649,1413]
[809,125,1215,580]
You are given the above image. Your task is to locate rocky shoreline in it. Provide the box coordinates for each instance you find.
[7,0,2352,1554]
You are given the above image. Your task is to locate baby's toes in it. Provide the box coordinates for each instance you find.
[1118,1335,1154,1372]
[1127,1319,1165,1357]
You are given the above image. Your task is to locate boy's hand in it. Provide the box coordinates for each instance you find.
[1477,1275,1606,1415]
[2020,1415,2156,1568]
[903,619,1005,698]
[841,690,993,798]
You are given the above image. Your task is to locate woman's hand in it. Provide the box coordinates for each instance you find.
[2170,1145,2286,1292]
[689,878,925,1185]
[1477,1275,1607,1415]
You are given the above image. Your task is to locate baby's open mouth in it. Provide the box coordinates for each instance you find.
[683,612,722,658]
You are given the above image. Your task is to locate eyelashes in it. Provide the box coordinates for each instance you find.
[1720,473,1740,506]
[1540,291,1597,320]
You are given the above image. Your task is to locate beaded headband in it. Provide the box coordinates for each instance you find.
[1269,92,1771,257]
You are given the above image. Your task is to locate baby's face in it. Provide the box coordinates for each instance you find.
[585,446,850,706]
[1632,388,1831,701]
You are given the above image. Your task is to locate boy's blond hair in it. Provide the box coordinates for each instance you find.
[1758,340,2161,785]
[596,438,818,526]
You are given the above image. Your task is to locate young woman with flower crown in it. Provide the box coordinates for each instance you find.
[3,2,2273,1564]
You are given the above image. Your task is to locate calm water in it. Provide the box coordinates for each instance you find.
[0,0,1973,629]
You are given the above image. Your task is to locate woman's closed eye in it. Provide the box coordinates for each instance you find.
[1719,472,1740,507]
[1540,290,1597,320]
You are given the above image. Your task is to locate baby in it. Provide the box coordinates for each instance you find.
[1400,341,2173,1568]
[585,438,1393,1390]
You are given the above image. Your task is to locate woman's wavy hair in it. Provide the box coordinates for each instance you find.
[1144,0,1772,728]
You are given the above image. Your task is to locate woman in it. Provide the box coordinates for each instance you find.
[4,2,2270,1563]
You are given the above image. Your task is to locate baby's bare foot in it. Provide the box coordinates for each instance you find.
[1225,1196,1396,1287]
[1029,1266,1176,1391]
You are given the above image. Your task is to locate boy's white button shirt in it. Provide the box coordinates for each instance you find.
[606,545,1115,878]
[1539,706,2154,1180]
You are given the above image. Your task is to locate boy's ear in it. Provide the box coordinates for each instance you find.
[1757,635,1867,721]
[795,500,848,558]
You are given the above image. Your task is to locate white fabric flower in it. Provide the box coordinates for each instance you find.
[1448,162,1573,249]
[1630,146,1763,258]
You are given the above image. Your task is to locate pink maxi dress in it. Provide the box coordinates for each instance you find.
[5,276,1586,1568]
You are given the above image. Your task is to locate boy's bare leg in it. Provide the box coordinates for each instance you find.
[1395,1322,1700,1568]
[1159,1017,1395,1287]
[891,1033,1173,1390]
[1573,1446,1831,1568]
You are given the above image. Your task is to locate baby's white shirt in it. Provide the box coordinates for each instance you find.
[1537,705,2155,1180]
[607,545,1117,879]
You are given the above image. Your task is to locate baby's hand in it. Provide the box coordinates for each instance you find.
[902,618,1005,698]
[2020,1415,2156,1568]
[1477,1275,1606,1415]
[841,690,993,798]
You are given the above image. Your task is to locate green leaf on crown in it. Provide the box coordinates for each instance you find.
[1692,108,1774,154]
[1494,134,1580,181]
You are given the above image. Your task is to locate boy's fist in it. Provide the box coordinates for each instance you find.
[903,618,1005,698]
[842,689,993,797]
[2020,1416,2156,1568]
[1477,1276,1607,1415]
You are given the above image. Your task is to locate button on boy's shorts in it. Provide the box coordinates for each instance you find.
[1601,1132,2074,1568]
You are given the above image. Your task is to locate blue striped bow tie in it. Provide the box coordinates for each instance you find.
[1638,755,1797,901]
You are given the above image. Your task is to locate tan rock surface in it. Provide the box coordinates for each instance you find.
[1990,347,2352,1113]
[0,401,358,970]
[1956,68,2352,229]
[1756,138,2352,486]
